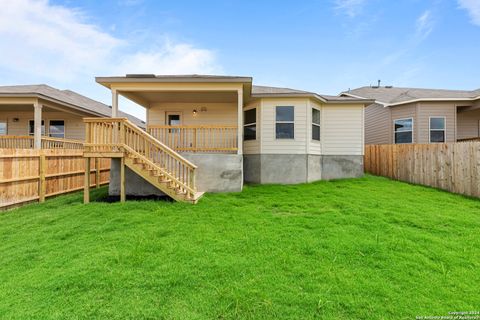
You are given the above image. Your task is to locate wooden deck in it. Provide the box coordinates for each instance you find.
[1,119,237,205]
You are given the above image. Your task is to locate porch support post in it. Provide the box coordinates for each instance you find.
[120,156,126,202]
[112,89,119,117]
[237,88,243,155]
[33,102,43,149]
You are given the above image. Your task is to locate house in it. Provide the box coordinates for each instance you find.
[0,84,145,148]
[87,74,373,203]
[341,86,480,144]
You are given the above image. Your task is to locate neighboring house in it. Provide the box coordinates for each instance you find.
[341,86,480,144]
[93,74,373,199]
[0,84,145,148]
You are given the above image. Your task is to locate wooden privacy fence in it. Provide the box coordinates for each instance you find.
[0,149,110,209]
[364,142,480,198]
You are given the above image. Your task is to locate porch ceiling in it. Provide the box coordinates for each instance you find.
[119,90,238,106]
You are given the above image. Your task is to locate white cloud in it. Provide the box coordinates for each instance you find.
[334,0,367,17]
[117,40,219,75]
[458,0,480,26]
[0,0,222,120]
[415,10,434,40]
[0,0,122,81]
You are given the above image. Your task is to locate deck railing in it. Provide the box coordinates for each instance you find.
[147,125,238,153]
[84,118,197,197]
[0,135,84,149]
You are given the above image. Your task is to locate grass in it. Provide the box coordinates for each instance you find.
[0,175,479,319]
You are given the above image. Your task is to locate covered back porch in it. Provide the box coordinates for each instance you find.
[0,96,86,149]
[100,75,249,154]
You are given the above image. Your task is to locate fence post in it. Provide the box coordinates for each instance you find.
[95,158,100,188]
[84,157,90,204]
[38,150,46,203]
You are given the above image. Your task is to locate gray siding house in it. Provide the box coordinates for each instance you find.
[341,86,480,144]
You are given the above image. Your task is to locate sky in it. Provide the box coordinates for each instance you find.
[0,0,479,120]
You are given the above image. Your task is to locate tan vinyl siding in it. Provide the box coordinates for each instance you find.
[308,100,322,155]
[147,102,237,126]
[243,102,260,154]
[322,104,364,156]
[416,102,456,143]
[457,108,480,140]
[260,98,308,154]
[391,103,417,143]
[0,110,85,140]
[364,103,391,144]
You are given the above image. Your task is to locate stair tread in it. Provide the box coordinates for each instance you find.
[123,148,201,204]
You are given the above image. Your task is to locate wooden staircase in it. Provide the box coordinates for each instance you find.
[83,118,204,204]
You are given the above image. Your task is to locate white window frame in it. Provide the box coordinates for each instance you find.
[275,106,295,140]
[49,120,66,139]
[311,107,321,141]
[393,117,414,144]
[0,119,7,135]
[428,116,446,143]
[28,119,45,136]
[243,108,257,141]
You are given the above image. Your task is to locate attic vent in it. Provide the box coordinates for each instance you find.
[126,74,156,78]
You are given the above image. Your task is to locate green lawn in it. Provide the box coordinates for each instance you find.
[0,175,479,319]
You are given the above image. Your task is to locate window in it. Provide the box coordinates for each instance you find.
[167,114,181,126]
[312,108,320,141]
[430,117,445,143]
[276,106,294,139]
[243,108,256,141]
[49,120,65,138]
[394,118,413,144]
[166,113,181,134]
[0,121,6,135]
[28,120,45,136]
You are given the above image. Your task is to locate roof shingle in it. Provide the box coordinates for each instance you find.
[343,86,480,105]
[0,84,145,128]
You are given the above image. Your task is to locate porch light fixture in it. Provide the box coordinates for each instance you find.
[192,109,198,116]
[13,118,19,122]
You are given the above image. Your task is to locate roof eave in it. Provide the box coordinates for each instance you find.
[323,98,375,104]
[95,76,253,85]
[386,97,480,107]
[251,93,327,103]
[0,92,107,117]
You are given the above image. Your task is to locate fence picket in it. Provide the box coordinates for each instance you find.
[364,142,480,198]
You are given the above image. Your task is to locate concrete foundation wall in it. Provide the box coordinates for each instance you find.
[307,155,323,182]
[109,158,165,196]
[180,153,243,192]
[109,153,362,197]
[242,154,261,184]
[260,154,308,184]
[109,154,243,196]
[243,154,363,184]
[321,155,363,180]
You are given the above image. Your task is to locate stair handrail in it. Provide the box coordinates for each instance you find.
[122,119,197,169]
[83,117,197,197]
[122,144,196,196]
